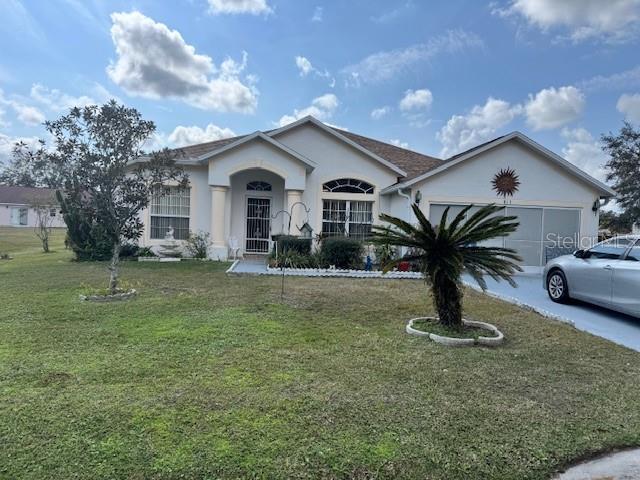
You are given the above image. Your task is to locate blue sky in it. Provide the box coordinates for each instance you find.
[2,0,640,183]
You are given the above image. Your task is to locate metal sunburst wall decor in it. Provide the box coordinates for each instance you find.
[492,167,520,199]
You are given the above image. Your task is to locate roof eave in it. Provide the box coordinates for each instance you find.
[384,132,615,198]
[195,131,317,171]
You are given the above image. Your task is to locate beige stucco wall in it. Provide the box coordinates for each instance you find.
[410,141,602,248]
[274,124,400,236]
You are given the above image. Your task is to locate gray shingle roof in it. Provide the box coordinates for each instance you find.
[0,185,58,205]
[171,123,444,179]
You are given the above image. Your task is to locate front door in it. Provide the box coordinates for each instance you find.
[246,197,271,253]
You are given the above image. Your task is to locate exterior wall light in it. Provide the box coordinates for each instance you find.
[415,190,422,205]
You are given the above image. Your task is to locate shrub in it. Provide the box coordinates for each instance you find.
[275,235,312,255]
[269,251,321,268]
[374,243,396,268]
[186,231,210,259]
[119,243,140,259]
[320,237,364,269]
[137,247,156,258]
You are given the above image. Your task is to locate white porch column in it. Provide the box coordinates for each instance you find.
[286,189,304,235]
[209,185,228,260]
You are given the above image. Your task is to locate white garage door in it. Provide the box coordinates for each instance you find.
[428,204,581,266]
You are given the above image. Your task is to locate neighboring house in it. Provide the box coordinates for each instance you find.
[0,185,65,228]
[134,116,615,270]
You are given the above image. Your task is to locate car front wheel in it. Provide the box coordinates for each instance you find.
[547,270,570,303]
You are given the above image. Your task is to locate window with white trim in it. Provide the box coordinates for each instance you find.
[150,186,190,240]
[322,178,374,194]
[322,200,373,239]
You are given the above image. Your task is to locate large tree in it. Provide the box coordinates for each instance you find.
[45,101,187,293]
[602,122,640,223]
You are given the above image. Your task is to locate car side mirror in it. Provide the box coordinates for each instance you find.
[573,249,586,259]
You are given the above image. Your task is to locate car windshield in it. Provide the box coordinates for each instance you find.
[587,237,635,260]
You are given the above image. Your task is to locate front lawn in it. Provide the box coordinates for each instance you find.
[1,227,639,479]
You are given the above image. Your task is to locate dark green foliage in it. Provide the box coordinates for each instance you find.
[320,237,364,269]
[372,204,522,328]
[57,190,113,261]
[119,243,140,259]
[136,246,156,258]
[186,231,210,259]
[276,235,312,255]
[374,243,396,266]
[599,209,634,235]
[602,122,640,223]
[269,250,321,268]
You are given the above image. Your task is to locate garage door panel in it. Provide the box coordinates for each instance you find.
[427,203,581,267]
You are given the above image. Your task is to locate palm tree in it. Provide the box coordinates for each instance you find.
[372,204,522,329]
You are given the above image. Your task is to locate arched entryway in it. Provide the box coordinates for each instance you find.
[229,169,287,254]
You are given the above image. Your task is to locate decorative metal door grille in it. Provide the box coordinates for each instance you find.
[246,197,271,253]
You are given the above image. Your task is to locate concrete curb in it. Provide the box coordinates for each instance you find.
[79,289,137,302]
[462,280,576,327]
[225,259,240,274]
[406,317,504,347]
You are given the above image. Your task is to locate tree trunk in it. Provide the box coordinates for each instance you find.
[431,274,463,329]
[42,235,49,253]
[108,241,121,295]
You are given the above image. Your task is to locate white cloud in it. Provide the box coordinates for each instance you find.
[525,86,584,130]
[30,83,113,112]
[561,127,609,182]
[617,93,640,123]
[0,89,45,126]
[371,2,414,23]
[294,55,334,86]
[295,56,313,76]
[437,97,523,157]
[312,6,323,22]
[342,30,483,86]
[580,65,640,92]
[13,104,45,126]
[399,89,433,111]
[496,0,640,43]
[276,93,339,127]
[0,133,41,167]
[389,139,409,148]
[371,106,391,120]
[207,0,272,15]
[107,11,257,113]
[167,123,236,147]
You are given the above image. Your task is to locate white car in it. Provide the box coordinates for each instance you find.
[543,235,640,318]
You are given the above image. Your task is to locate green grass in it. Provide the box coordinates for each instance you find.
[1,226,640,479]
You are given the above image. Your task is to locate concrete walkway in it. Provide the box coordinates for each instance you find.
[464,274,640,352]
[553,449,640,479]
[227,257,267,274]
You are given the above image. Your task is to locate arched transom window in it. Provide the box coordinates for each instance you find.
[322,178,374,194]
[247,181,272,191]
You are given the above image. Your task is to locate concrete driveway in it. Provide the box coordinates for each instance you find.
[464,274,640,352]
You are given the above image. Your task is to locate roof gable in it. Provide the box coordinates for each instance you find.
[382,132,615,197]
[267,116,409,176]
[195,131,317,171]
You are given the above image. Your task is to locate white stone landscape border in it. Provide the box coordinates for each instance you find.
[79,289,137,302]
[259,266,424,279]
[406,317,504,347]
